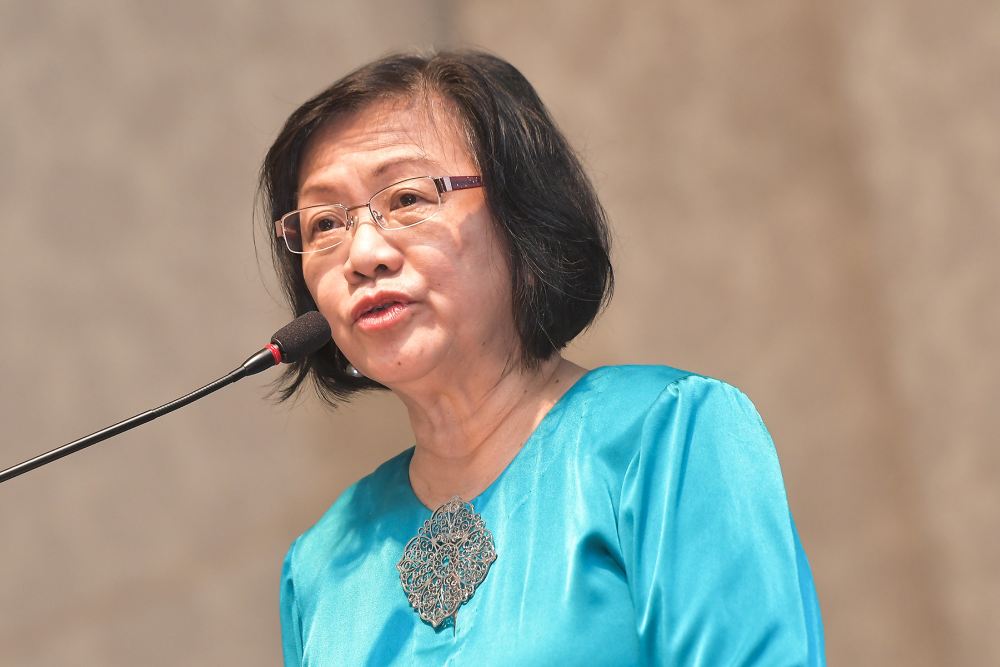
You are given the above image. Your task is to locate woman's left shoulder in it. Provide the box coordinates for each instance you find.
[602,367,826,665]
[568,365,776,469]
[574,364,765,427]
[597,366,788,509]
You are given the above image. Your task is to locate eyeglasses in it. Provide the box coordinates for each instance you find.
[275,175,483,254]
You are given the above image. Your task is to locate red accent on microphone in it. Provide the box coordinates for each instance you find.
[266,343,282,365]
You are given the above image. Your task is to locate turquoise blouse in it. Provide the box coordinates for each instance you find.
[280,366,825,665]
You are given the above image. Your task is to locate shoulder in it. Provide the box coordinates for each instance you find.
[567,364,768,455]
[575,364,698,398]
[600,366,785,514]
[572,364,755,413]
[602,370,822,665]
[560,365,783,513]
[284,447,415,579]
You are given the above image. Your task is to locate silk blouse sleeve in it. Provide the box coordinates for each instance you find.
[617,376,824,666]
[280,540,304,667]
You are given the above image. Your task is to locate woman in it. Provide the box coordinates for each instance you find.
[262,51,824,666]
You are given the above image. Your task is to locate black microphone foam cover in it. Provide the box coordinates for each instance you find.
[271,311,331,363]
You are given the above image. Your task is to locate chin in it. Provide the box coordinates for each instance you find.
[360,363,428,389]
[353,351,451,390]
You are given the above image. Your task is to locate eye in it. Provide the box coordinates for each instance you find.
[389,187,434,211]
[304,209,347,235]
[397,192,420,208]
[315,215,343,232]
[371,179,439,228]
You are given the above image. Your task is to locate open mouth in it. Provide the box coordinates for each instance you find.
[355,300,409,329]
[365,301,401,316]
[352,292,413,329]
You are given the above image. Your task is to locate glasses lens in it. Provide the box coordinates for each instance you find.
[284,205,349,253]
[371,177,441,230]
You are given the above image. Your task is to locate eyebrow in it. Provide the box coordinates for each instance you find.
[372,155,439,178]
[298,155,442,201]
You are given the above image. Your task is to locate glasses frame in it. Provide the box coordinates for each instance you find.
[275,175,483,254]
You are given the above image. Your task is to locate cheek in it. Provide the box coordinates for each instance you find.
[300,259,323,303]
[415,228,481,292]
[455,214,510,298]
[423,220,510,316]
[301,257,320,286]
[301,259,345,318]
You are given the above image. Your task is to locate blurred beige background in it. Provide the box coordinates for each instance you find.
[1,1,996,665]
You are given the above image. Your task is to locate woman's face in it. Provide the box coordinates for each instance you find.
[297,99,516,390]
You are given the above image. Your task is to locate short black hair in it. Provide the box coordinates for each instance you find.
[258,50,613,405]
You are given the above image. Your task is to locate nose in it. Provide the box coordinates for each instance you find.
[345,204,384,229]
[343,206,403,282]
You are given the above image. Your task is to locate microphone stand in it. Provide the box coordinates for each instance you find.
[0,347,278,484]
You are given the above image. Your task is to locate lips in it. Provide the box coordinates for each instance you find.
[350,291,414,325]
[366,302,400,315]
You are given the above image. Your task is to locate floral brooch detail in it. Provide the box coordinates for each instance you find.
[396,496,497,628]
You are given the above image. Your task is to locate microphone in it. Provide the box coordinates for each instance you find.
[238,310,332,375]
[0,311,331,484]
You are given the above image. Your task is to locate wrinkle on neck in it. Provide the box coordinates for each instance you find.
[403,356,585,509]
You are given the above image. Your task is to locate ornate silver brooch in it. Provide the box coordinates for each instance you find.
[396,496,497,628]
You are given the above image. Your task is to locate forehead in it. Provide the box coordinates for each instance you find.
[297,97,475,198]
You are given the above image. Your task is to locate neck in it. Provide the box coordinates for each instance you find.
[396,355,585,510]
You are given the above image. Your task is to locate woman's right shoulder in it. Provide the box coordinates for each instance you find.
[284,447,415,567]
